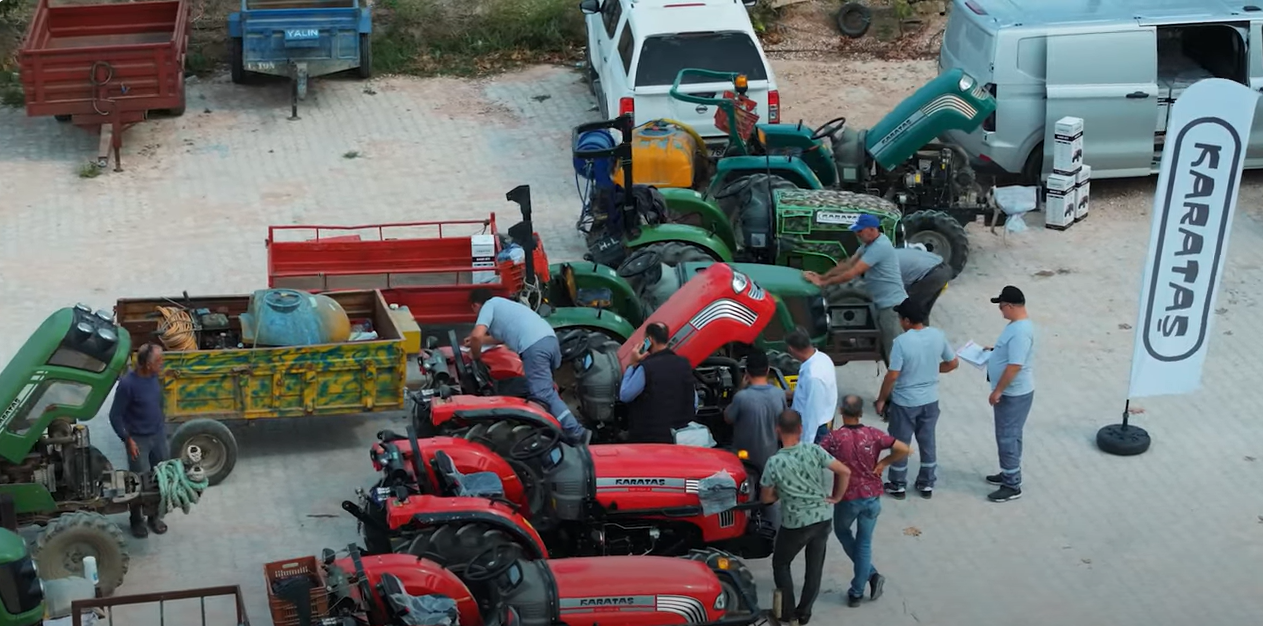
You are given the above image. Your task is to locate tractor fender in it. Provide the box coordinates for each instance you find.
[449,408,565,435]
[706,156,824,198]
[334,552,483,626]
[547,262,642,327]
[626,225,735,263]
[658,188,737,253]
[405,436,531,512]
[406,509,548,560]
[547,311,635,344]
[1,484,58,515]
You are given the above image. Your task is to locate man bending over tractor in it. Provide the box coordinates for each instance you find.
[803,213,908,364]
[468,288,590,445]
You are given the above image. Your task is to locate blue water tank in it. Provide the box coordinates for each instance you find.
[239,289,351,347]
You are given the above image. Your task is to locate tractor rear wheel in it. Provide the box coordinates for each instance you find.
[461,422,549,514]
[624,241,714,311]
[903,210,970,278]
[35,512,129,596]
[766,350,801,377]
[406,522,525,573]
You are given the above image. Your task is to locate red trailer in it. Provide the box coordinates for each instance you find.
[18,0,191,171]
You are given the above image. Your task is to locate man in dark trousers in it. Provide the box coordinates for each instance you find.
[760,409,852,625]
[108,343,169,538]
[896,245,952,321]
[724,348,784,471]
[619,322,696,443]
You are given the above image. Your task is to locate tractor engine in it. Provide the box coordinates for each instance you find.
[883,145,987,211]
[0,420,150,512]
[570,337,623,437]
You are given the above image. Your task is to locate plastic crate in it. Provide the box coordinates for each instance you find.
[265,556,331,626]
[714,91,760,141]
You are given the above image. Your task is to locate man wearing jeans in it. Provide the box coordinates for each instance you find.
[984,286,1036,503]
[468,289,590,444]
[875,299,958,499]
[760,409,852,625]
[108,343,170,538]
[820,395,910,607]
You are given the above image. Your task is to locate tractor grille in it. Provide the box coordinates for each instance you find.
[554,480,586,497]
[719,510,736,528]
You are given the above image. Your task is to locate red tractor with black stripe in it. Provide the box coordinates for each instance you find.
[300,541,765,626]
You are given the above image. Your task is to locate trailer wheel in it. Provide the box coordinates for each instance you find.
[54,115,72,123]
[357,34,373,80]
[230,37,246,85]
[903,210,970,279]
[170,418,238,486]
[35,512,129,596]
[836,2,873,38]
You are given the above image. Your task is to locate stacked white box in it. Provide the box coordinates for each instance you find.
[471,234,498,284]
[1045,173,1077,230]
[1075,165,1091,221]
[1052,116,1084,177]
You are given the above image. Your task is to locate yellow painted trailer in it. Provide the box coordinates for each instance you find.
[114,289,407,485]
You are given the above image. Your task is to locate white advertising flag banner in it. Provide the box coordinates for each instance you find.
[1129,78,1259,398]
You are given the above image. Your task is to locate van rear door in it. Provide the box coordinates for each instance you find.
[1044,26,1159,178]
[1246,20,1263,167]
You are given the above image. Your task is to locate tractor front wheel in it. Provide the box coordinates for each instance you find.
[35,512,129,596]
[903,210,970,278]
[170,418,238,486]
[686,548,757,615]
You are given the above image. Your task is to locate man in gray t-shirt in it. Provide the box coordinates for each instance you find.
[803,213,907,364]
[468,289,589,444]
[895,246,951,321]
[724,349,785,471]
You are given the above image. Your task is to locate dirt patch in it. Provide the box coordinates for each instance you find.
[763,0,947,62]
[771,57,938,128]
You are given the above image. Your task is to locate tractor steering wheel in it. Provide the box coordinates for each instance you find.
[510,428,562,460]
[811,116,848,141]
[617,248,663,279]
[448,330,492,394]
[557,329,591,362]
[464,544,520,583]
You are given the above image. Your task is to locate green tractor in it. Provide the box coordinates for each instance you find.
[571,67,997,280]
[0,306,207,595]
[0,528,43,626]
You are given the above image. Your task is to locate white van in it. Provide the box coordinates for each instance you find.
[580,0,780,144]
[938,0,1263,181]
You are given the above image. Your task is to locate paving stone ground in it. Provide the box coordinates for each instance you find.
[2,64,1263,626]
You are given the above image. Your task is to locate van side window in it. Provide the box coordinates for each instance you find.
[618,24,635,74]
[1016,37,1045,80]
[602,0,622,38]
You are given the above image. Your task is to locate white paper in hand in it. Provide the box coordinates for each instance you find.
[956,340,992,370]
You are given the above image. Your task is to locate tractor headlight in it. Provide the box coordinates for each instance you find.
[958,74,975,92]
[714,591,728,611]
[731,272,749,294]
[738,477,751,495]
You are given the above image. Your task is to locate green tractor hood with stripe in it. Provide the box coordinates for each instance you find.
[865,68,997,171]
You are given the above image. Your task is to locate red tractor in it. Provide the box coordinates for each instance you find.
[352,426,773,560]
[299,541,765,626]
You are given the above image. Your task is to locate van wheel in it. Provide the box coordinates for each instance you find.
[1021,144,1043,185]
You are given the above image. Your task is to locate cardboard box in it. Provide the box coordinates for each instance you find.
[471,234,498,284]
[1075,165,1091,221]
[388,306,422,354]
[1045,173,1077,230]
[1052,116,1084,177]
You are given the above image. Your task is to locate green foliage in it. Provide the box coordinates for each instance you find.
[0,71,21,108]
[748,3,783,34]
[892,0,915,21]
[373,0,585,75]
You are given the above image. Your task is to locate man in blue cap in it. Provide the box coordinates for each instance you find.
[804,213,907,364]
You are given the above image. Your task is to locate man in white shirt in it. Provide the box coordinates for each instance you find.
[784,329,838,443]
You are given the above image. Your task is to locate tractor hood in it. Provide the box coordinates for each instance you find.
[617,263,776,369]
[588,444,749,486]
[865,68,996,171]
[677,262,823,299]
[550,556,724,618]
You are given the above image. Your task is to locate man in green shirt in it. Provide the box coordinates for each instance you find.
[760,409,853,625]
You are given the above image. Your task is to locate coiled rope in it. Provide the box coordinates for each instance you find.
[154,458,209,517]
[155,306,198,351]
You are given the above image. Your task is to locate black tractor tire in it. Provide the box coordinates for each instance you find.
[624,241,714,310]
[460,422,549,514]
[169,418,238,486]
[230,37,246,85]
[406,522,524,573]
[1021,143,1044,185]
[685,548,757,615]
[357,34,372,79]
[822,281,872,306]
[836,2,873,38]
[765,350,801,377]
[35,512,129,596]
[1096,424,1151,456]
[903,210,970,279]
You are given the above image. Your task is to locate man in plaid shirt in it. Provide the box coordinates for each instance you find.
[819,394,910,607]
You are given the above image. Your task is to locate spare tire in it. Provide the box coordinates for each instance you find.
[836,2,873,39]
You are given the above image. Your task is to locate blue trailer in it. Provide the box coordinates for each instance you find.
[227,0,371,117]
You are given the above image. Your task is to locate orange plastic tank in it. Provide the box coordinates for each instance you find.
[613,121,703,189]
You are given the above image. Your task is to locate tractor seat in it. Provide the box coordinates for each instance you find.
[380,573,461,626]
[432,450,505,499]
